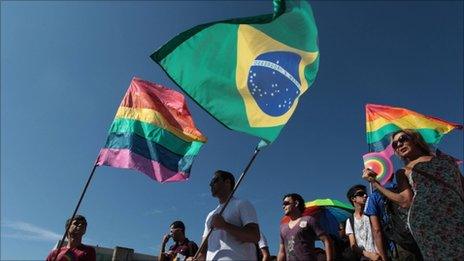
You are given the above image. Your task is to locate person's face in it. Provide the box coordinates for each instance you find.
[282,196,299,216]
[209,174,227,198]
[392,132,415,158]
[338,223,346,238]
[170,226,184,242]
[351,190,367,206]
[67,219,87,239]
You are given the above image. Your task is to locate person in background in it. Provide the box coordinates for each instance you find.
[364,177,395,261]
[278,193,334,261]
[256,232,271,261]
[363,129,464,259]
[46,215,96,261]
[159,220,198,261]
[364,174,422,260]
[345,185,380,260]
[334,221,356,261]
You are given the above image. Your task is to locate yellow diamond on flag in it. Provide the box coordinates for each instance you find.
[236,25,318,127]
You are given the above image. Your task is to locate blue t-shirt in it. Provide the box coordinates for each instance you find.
[364,181,396,251]
[364,181,396,220]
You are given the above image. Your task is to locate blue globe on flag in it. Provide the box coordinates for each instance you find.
[247,51,302,117]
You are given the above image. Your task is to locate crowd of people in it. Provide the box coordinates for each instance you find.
[47,129,464,260]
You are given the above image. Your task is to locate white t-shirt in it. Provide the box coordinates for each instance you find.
[345,215,377,253]
[258,232,268,249]
[203,197,258,261]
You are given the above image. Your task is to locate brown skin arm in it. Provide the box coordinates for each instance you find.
[319,234,334,261]
[348,233,361,255]
[363,168,413,208]
[349,233,381,260]
[211,214,260,243]
[260,246,271,261]
[370,215,388,261]
[277,243,286,261]
[159,234,172,261]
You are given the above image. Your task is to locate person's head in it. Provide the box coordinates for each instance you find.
[391,129,433,163]
[338,221,346,238]
[346,184,367,207]
[169,220,186,242]
[65,215,87,240]
[210,170,235,198]
[282,193,305,216]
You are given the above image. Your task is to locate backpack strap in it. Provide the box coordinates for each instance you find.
[348,216,355,236]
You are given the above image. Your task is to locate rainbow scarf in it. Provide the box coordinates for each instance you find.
[366,103,462,152]
[97,77,206,183]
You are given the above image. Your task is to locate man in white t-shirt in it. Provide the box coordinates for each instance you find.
[196,170,260,260]
[345,184,380,261]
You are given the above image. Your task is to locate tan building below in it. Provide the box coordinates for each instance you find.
[53,241,158,261]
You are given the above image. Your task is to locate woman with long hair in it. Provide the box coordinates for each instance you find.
[362,129,464,259]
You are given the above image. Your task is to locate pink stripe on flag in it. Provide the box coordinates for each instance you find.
[96,148,189,183]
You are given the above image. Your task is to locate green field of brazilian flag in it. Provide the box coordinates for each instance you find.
[151,0,319,143]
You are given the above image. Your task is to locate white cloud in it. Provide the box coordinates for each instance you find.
[145,205,178,216]
[146,209,164,215]
[1,220,61,242]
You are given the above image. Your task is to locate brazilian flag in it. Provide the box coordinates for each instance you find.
[151,0,319,143]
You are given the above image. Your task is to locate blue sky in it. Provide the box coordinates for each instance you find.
[1,1,463,259]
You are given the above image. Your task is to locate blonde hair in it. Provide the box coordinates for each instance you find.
[391,129,434,163]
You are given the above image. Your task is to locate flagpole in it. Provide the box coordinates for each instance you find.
[52,163,98,261]
[193,143,262,259]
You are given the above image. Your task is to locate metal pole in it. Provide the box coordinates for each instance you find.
[52,163,98,261]
[193,144,262,259]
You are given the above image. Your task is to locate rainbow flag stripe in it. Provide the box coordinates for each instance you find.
[366,103,462,152]
[97,77,206,183]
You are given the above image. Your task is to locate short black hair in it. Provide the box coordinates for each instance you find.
[215,170,235,190]
[283,193,305,213]
[346,184,367,205]
[170,220,185,232]
[65,215,87,229]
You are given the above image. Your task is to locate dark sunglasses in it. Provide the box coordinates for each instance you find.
[353,191,367,197]
[392,134,411,150]
[282,201,293,206]
[209,177,221,186]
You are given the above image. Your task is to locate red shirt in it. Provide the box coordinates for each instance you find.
[46,244,96,261]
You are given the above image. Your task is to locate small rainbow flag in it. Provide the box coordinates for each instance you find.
[366,103,462,152]
[96,77,206,183]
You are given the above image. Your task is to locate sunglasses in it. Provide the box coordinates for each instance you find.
[209,177,221,186]
[353,191,367,198]
[282,201,293,206]
[392,134,411,150]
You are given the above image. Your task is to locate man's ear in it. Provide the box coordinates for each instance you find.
[295,202,299,207]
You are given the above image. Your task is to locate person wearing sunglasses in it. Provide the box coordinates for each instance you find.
[277,193,334,261]
[362,129,464,260]
[195,170,260,261]
[345,185,380,261]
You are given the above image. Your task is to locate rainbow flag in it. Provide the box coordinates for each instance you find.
[366,103,462,152]
[96,77,206,183]
[151,0,319,143]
